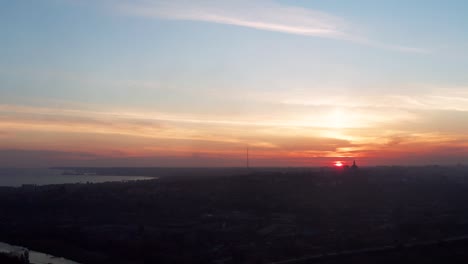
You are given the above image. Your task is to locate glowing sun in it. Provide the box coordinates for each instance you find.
[334,161,344,167]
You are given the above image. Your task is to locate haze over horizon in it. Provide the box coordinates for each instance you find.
[1,0,468,167]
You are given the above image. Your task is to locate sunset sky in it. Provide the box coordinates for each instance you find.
[1,0,468,167]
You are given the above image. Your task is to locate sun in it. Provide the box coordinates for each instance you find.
[334,161,344,167]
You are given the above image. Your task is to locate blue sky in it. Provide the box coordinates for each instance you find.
[1,0,468,166]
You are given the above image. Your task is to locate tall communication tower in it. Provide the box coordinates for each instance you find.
[246,145,250,169]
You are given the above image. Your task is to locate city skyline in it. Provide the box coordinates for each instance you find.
[1,0,468,167]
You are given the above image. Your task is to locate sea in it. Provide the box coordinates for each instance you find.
[0,168,154,187]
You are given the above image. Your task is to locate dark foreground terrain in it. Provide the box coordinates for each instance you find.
[2,166,468,263]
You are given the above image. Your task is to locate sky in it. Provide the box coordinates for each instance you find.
[1,0,468,167]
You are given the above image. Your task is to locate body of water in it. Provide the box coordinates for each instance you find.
[29,250,80,264]
[0,168,155,187]
[0,241,79,264]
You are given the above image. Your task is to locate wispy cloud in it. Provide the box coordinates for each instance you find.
[117,0,349,39]
[388,45,431,54]
[113,0,426,53]
[277,86,468,112]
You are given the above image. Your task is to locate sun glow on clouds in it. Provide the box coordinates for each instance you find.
[327,109,350,129]
[2,98,468,167]
[1,80,468,167]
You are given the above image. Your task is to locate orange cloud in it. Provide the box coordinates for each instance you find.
[1,103,468,167]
